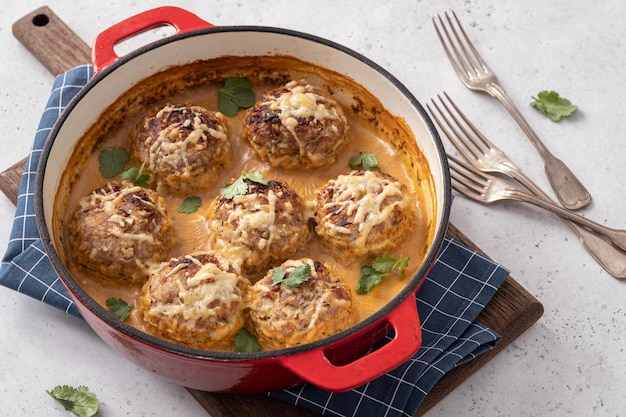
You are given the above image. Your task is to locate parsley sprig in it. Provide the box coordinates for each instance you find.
[357,254,410,295]
[220,171,269,199]
[531,90,577,122]
[178,196,202,214]
[121,162,150,188]
[105,297,132,321]
[234,328,262,352]
[46,385,99,417]
[99,146,129,178]
[271,263,312,288]
[218,76,256,117]
[349,151,380,171]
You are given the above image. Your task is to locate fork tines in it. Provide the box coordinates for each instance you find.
[427,93,488,162]
[432,10,492,81]
[446,154,489,198]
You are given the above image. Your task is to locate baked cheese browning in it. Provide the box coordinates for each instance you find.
[139,252,249,349]
[246,258,353,349]
[242,79,349,169]
[134,104,231,194]
[68,181,174,283]
[313,170,414,258]
[207,178,310,275]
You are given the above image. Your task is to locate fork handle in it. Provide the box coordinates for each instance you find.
[508,189,626,252]
[486,83,592,211]
[509,166,626,278]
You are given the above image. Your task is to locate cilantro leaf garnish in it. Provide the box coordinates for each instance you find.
[121,162,150,188]
[357,254,410,295]
[105,297,132,321]
[220,171,269,199]
[218,76,256,117]
[234,328,262,352]
[349,152,380,171]
[356,266,386,295]
[46,385,99,417]
[271,263,312,288]
[99,146,129,178]
[178,196,202,214]
[372,253,410,279]
[531,90,577,122]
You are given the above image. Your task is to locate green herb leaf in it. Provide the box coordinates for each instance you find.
[357,254,410,294]
[530,90,577,122]
[121,162,150,188]
[234,328,262,352]
[371,253,398,274]
[356,265,386,295]
[349,152,380,171]
[105,297,132,321]
[271,264,312,288]
[46,385,99,417]
[99,146,129,178]
[395,255,410,279]
[178,196,202,214]
[218,77,256,117]
[220,171,269,199]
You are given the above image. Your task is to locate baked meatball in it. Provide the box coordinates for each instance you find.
[246,258,353,349]
[134,104,231,194]
[68,180,173,283]
[313,170,414,258]
[207,177,310,274]
[242,79,349,169]
[139,251,249,349]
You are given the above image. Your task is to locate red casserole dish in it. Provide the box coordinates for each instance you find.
[35,6,451,393]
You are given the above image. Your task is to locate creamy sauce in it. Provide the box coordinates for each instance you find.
[55,55,436,351]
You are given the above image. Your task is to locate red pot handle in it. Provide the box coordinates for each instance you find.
[91,6,213,74]
[279,294,422,392]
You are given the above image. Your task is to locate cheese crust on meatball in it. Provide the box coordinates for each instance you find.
[68,181,173,283]
[207,178,310,274]
[242,79,349,169]
[139,251,249,349]
[246,258,353,349]
[313,170,414,257]
[134,104,231,194]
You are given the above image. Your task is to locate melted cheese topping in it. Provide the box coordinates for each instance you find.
[80,184,161,247]
[267,80,338,140]
[149,105,227,173]
[213,189,281,258]
[248,258,352,348]
[149,256,242,323]
[318,171,409,247]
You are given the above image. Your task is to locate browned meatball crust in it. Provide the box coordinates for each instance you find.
[313,170,414,258]
[134,104,231,194]
[68,181,173,283]
[207,177,310,274]
[246,258,353,349]
[139,251,249,349]
[242,79,349,169]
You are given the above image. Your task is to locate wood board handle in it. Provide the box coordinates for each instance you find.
[0,7,92,204]
[12,5,91,75]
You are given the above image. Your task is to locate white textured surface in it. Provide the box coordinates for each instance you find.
[1,1,625,416]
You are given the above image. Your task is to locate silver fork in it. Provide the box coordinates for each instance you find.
[428,93,626,278]
[448,154,626,264]
[433,10,591,211]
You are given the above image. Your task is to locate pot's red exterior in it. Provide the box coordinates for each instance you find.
[76,297,301,392]
[73,284,426,393]
[36,6,452,393]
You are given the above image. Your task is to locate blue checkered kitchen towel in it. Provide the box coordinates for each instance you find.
[0,65,509,417]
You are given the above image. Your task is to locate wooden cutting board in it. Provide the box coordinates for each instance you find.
[4,7,543,417]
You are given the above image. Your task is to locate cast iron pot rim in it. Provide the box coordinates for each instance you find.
[35,24,451,362]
